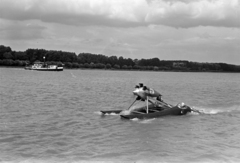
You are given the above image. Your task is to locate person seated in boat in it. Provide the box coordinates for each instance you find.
[142,86,162,100]
[142,86,164,104]
[156,94,163,102]
[177,102,192,115]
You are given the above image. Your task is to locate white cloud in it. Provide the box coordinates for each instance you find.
[0,0,239,28]
[146,0,240,28]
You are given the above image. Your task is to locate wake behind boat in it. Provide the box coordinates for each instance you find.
[101,83,202,119]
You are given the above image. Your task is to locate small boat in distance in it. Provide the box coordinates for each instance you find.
[25,62,64,71]
[25,56,63,71]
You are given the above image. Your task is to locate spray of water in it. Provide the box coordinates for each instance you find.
[191,105,240,115]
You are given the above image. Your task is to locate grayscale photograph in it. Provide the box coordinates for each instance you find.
[0,0,239,162]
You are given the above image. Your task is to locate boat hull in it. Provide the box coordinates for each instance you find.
[33,68,63,71]
[120,106,191,119]
[25,67,63,71]
[100,110,122,115]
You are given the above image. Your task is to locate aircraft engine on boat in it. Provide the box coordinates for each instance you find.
[133,83,162,101]
[133,86,147,100]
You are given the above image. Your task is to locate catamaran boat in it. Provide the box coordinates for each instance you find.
[101,83,202,119]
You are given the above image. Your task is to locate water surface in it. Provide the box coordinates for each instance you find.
[0,68,240,163]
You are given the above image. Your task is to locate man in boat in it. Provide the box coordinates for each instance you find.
[141,85,162,101]
[156,94,163,102]
[121,83,198,116]
[177,102,192,115]
[140,85,169,108]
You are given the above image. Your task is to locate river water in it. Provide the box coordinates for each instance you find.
[0,68,240,163]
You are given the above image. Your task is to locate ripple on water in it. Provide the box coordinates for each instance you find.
[1,69,240,162]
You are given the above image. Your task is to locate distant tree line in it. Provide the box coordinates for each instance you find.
[0,45,240,72]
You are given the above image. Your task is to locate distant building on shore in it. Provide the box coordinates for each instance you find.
[173,62,186,68]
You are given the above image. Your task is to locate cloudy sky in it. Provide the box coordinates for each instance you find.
[0,0,239,64]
